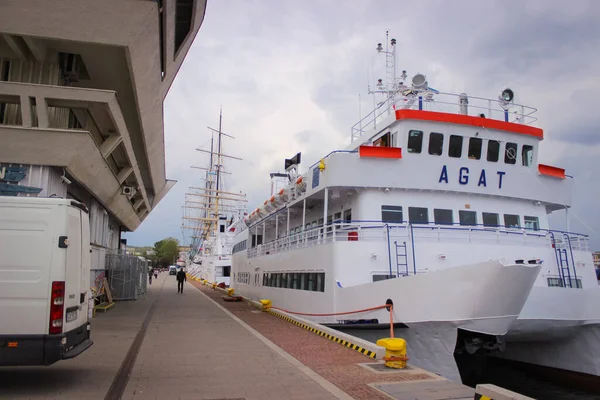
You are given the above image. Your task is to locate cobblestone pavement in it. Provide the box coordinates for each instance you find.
[191,281,437,400]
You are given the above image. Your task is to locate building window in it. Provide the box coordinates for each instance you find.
[468,137,482,160]
[434,209,453,225]
[448,135,463,158]
[158,0,166,78]
[407,130,423,153]
[174,0,194,55]
[382,205,403,223]
[504,214,520,228]
[505,142,518,164]
[408,207,429,224]
[487,140,500,162]
[524,216,540,231]
[428,132,444,156]
[459,210,477,226]
[482,212,499,227]
[522,145,534,167]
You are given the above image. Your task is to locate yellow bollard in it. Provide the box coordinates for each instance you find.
[376,338,408,369]
[211,282,217,289]
[259,299,272,311]
[226,288,235,296]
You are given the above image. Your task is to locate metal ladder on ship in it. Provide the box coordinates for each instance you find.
[394,241,409,277]
[554,233,579,288]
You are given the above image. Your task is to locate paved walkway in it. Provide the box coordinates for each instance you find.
[123,275,341,400]
[1,273,343,399]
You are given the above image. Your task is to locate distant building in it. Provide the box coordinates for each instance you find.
[593,252,600,268]
[0,1,207,274]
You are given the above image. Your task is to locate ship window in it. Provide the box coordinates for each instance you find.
[327,215,333,233]
[524,216,540,231]
[275,273,281,287]
[279,273,286,288]
[408,207,429,224]
[459,210,477,226]
[287,273,293,288]
[448,135,463,158]
[487,140,500,162]
[407,130,423,153]
[382,205,403,223]
[522,145,534,167]
[373,274,396,282]
[269,273,275,287]
[263,274,268,286]
[428,132,444,156]
[222,266,230,277]
[505,142,518,164]
[317,273,325,292]
[220,225,225,233]
[343,209,352,223]
[482,212,500,227]
[468,137,482,160]
[298,273,306,290]
[547,277,564,288]
[434,209,453,225]
[305,273,315,291]
[504,214,520,228]
[292,273,299,289]
[374,132,391,147]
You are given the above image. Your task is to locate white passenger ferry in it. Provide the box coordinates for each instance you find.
[231,34,600,381]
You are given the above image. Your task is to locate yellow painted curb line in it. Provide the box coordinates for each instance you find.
[266,308,377,359]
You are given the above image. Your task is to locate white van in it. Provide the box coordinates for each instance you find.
[0,197,93,366]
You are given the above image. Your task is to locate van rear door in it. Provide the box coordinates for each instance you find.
[63,206,88,332]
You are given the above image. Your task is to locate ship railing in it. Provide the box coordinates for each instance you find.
[247,220,588,258]
[350,91,538,142]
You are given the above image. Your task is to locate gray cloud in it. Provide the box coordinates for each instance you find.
[125,0,600,252]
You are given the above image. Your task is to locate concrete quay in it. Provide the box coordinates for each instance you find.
[1,273,529,399]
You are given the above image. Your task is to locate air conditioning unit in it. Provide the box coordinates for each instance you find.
[122,186,136,197]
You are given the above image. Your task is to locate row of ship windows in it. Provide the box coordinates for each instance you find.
[382,205,540,230]
[407,130,534,166]
[263,272,326,292]
[548,277,582,288]
[232,240,247,254]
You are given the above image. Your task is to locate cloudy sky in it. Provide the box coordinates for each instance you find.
[124,0,600,251]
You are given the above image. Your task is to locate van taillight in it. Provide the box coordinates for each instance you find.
[49,281,65,334]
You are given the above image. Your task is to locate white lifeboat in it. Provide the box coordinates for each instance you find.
[274,189,287,206]
[256,205,267,218]
[263,199,275,213]
[296,176,307,193]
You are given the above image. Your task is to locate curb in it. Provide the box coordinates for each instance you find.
[244,298,386,360]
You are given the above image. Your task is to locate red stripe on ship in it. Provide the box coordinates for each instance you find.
[395,109,544,139]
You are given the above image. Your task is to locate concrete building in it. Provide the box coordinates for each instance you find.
[0,0,207,271]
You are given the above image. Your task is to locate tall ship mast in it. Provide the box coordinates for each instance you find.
[229,32,600,384]
[181,109,247,284]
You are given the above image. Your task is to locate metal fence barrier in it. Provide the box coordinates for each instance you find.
[105,253,148,300]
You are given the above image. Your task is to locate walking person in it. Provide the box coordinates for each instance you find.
[149,266,153,285]
[176,267,186,293]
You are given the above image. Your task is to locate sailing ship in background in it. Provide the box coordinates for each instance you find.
[230,32,600,383]
[181,109,247,286]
